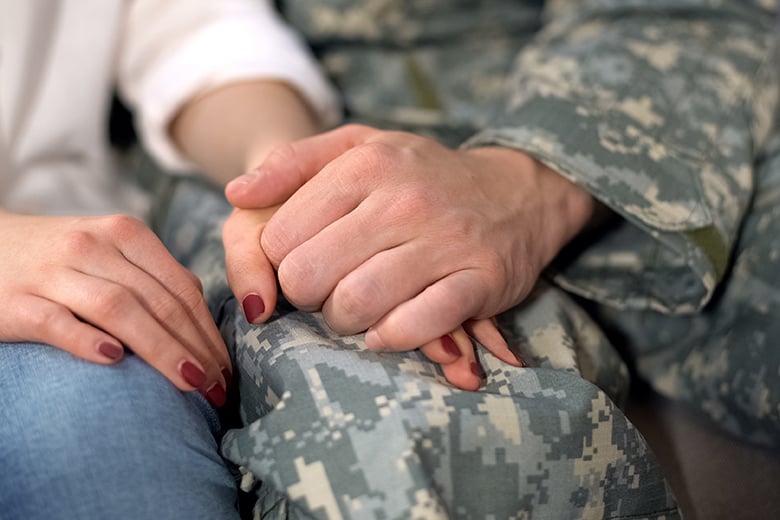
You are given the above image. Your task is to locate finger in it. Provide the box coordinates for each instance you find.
[106,217,232,377]
[419,334,462,365]
[187,269,204,294]
[225,124,380,208]
[223,208,279,324]
[463,318,524,367]
[320,240,451,335]
[365,269,485,352]
[277,192,417,313]
[260,140,390,268]
[47,268,226,406]
[8,293,126,365]
[420,329,483,391]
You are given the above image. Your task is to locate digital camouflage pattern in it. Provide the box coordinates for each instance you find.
[282,0,780,447]
[159,0,779,517]
[162,182,678,519]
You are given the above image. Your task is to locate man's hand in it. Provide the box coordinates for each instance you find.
[225,124,594,356]
[0,213,231,406]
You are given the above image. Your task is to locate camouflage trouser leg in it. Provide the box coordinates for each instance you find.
[160,180,679,520]
[602,131,780,448]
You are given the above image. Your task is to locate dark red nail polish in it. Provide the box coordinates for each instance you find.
[441,335,461,357]
[470,361,486,380]
[98,342,124,361]
[180,361,207,388]
[242,294,265,323]
[206,383,227,408]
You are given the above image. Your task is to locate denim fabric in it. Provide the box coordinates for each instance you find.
[0,342,240,520]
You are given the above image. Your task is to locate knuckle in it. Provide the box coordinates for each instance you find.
[388,187,429,222]
[341,142,398,188]
[342,123,368,133]
[428,281,472,319]
[277,256,320,309]
[171,280,206,314]
[259,222,288,267]
[356,141,395,169]
[92,284,132,319]
[102,214,145,238]
[187,271,204,294]
[265,142,297,167]
[61,229,99,257]
[148,292,190,326]
[330,278,379,331]
[24,303,66,335]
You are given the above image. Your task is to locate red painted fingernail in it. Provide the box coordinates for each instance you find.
[441,335,461,357]
[221,367,232,387]
[206,382,227,408]
[179,361,207,388]
[98,342,124,361]
[242,294,265,323]
[470,361,486,380]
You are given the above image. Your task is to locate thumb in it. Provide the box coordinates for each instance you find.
[223,207,280,324]
[225,124,378,208]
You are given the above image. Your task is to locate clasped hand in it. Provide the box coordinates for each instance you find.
[0,213,230,406]
[224,125,595,389]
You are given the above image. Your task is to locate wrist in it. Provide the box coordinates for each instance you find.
[463,146,595,269]
[171,80,320,186]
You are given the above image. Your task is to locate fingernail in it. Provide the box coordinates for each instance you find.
[365,329,385,350]
[440,335,461,357]
[205,382,227,408]
[470,361,486,381]
[98,342,124,361]
[228,172,260,187]
[221,367,232,388]
[242,294,265,323]
[179,360,207,388]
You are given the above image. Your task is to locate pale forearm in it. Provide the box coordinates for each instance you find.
[171,80,321,186]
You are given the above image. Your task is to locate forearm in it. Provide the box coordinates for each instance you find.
[171,80,321,186]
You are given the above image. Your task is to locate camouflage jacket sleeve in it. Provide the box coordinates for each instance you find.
[465,0,779,314]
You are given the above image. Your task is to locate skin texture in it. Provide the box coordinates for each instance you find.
[175,85,525,391]
[226,126,594,342]
[0,81,317,406]
[0,211,230,403]
[0,80,505,401]
[222,202,520,392]
[225,125,596,388]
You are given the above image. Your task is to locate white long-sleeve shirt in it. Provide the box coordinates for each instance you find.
[0,0,340,217]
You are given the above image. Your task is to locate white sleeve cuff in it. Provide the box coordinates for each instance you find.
[118,0,341,172]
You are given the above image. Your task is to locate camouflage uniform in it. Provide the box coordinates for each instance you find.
[161,0,779,517]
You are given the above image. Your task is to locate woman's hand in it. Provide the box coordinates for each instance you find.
[421,318,524,391]
[222,206,282,324]
[0,212,230,406]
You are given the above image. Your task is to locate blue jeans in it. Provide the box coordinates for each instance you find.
[0,342,239,520]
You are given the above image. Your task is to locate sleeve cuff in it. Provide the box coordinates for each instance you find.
[464,98,723,314]
[122,3,341,172]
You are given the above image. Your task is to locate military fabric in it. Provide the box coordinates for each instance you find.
[161,182,679,519]
[280,0,780,447]
[159,0,779,517]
